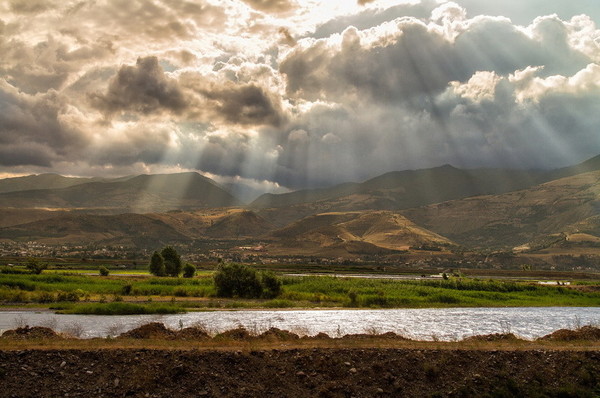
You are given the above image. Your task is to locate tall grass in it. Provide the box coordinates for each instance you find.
[1,273,599,309]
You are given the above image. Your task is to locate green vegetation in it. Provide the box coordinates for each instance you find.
[161,246,182,277]
[183,262,196,278]
[54,302,185,315]
[98,266,109,276]
[149,251,166,277]
[213,263,282,299]
[0,270,598,311]
[26,258,48,275]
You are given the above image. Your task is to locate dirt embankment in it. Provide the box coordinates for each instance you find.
[0,348,598,397]
[1,325,599,397]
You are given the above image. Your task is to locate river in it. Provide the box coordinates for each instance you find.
[1,307,598,341]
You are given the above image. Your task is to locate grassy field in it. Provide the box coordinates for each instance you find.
[1,269,599,314]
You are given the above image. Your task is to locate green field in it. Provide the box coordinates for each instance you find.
[1,269,599,314]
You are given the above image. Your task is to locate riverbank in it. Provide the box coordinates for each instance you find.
[2,272,599,313]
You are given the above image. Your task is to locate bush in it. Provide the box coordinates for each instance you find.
[121,283,133,295]
[213,264,283,299]
[182,263,196,278]
[261,271,282,299]
[99,266,110,276]
[26,258,47,275]
[214,263,263,298]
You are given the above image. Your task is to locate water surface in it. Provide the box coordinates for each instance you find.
[1,307,598,341]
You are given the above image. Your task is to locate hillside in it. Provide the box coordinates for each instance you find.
[0,174,98,194]
[0,172,242,212]
[269,211,454,256]
[0,213,190,247]
[251,155,600,229]
[251,165,552,210]
[401,171,600,249]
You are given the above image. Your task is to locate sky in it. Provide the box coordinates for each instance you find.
[1,0,600,194]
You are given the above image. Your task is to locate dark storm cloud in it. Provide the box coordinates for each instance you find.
[0,82,88,167]
[199,83,285,127]
[90,56,187,116]
[282,16,592,104]
[241,0,296,14]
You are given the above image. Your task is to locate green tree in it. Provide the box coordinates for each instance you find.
[260,271,282,299]
[213,263,263,298]
[26,258,47,274]
[182,262,196,278]
[99,266,110,276]
[161,246,182,277]
[149,251,166,277]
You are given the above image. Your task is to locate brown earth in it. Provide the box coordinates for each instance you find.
[0,348,598,397]
[1,325,600,397]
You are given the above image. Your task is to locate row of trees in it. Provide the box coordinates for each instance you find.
[149,246,195,278]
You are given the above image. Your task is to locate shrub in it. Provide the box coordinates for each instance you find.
[213,263,263,298]
[99,266,110,276]
[121,284,133,295]
[182,263,196,278]
[26,258,48,274]
[261,271,282,299]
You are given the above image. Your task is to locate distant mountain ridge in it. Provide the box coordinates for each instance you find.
[401,170,600,249]
[251,155,600,212]
[0,172,242,212]
[0,173,101,194]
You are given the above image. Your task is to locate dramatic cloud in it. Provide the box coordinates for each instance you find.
[90,56,187,116]
[1,0,600,195]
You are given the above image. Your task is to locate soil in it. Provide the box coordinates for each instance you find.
[541,325,600,341]
[1,325,600,397]
[0,348,598,397]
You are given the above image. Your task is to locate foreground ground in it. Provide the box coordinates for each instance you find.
[1,325,599,397]
[1,346,598,397]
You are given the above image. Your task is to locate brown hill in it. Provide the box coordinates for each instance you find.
[269,211,454,255]
[0,173,99,194]
[401,171,600,249]
[205,210,273,238]
[0,172,242,212]
[0,213,190,248]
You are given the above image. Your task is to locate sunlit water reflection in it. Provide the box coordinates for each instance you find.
[1,307,598,341]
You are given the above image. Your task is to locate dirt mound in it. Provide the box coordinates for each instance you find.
[258,327,300,341]
[463,333,523,342]
[341,332,409,340]
[1,326,63,340]
[301,332,331,340]
[540,326,600,341]
[176,327,210,340]
[118,322,176,339]
[214,327,252,340]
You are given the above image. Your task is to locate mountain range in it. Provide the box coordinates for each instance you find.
[1,154,600,254]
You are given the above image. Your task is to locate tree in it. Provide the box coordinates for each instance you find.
[213,263,263,298]
[99,266,110,276]
[260,271,282,299]
[26,258,47,274]
[149,251,166,277]
[161,246,182,277]
[182,262,196,278]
